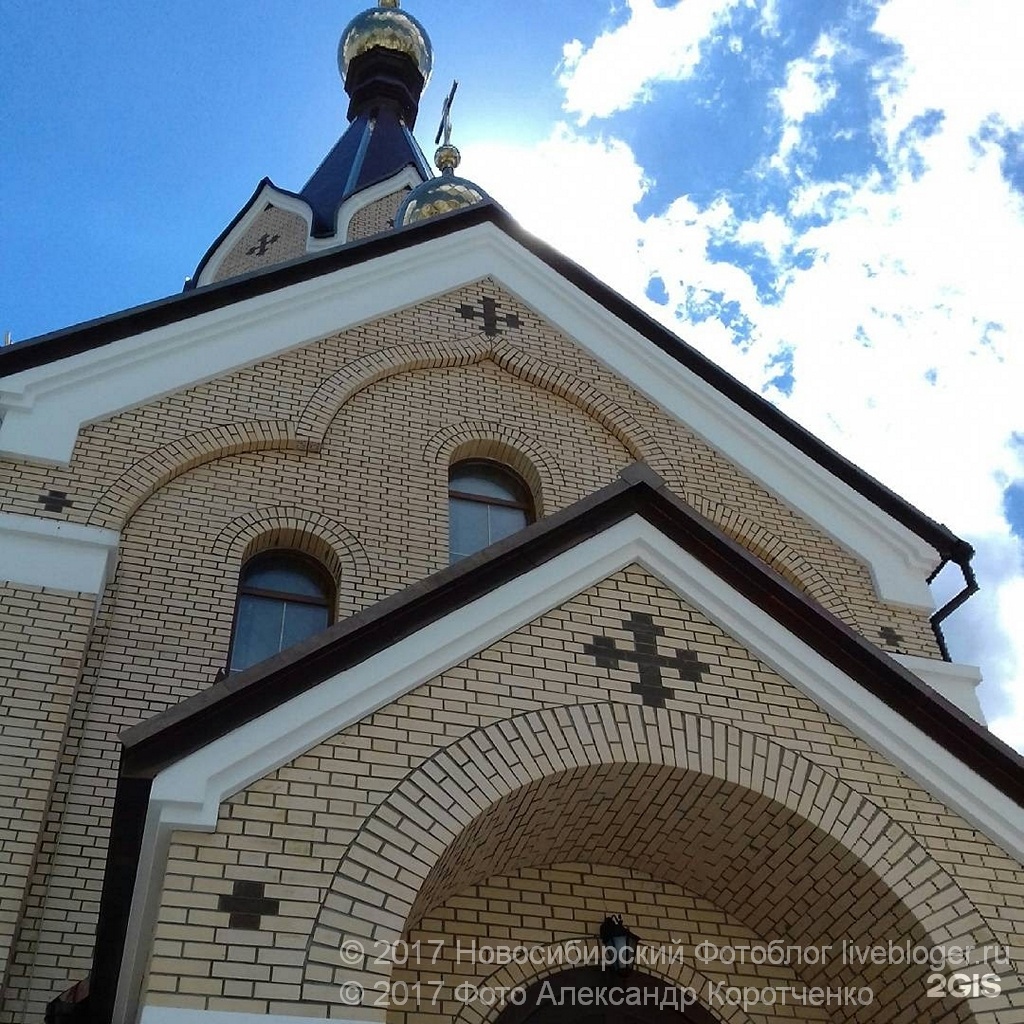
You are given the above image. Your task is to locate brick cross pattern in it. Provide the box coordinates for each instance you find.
[879,626,904,648]
[38,490,73,513]
[584,611,710,708]
[217,879,280,930]
[247,232,280,257]
[459,297,521,337]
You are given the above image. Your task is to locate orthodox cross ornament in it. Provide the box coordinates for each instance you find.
[879,626,904,647]
[217,879,280,930]
[435,79,459,147]
[585,611,709,708]
[247,233,280,257]
[38,490,73,513]
[459,297,521,336]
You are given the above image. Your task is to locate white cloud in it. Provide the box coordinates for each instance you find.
[558,0,747,124]
[465,0,1024,750]
[871,0,1024,149]
[771,35,840,168]
[466,124,651,298]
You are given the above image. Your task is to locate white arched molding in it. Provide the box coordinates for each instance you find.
[194,184,315,288]
[333,167,425,243]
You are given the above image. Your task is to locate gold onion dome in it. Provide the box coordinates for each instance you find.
[339,0,434,84]
[396,144,491,226]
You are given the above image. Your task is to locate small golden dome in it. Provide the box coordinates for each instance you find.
[339,1,434,84]
[396,168,490,227]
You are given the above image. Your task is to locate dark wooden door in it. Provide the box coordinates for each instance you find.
[493,967,723,1024]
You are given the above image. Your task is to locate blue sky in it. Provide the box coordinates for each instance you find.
[3,1,1023,748]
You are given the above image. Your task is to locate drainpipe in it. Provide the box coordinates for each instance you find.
[928,541,978,662]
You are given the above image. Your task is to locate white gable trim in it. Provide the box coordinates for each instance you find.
[118,514,1022,1024]
[193,184,314,289]
[895,653,985,725]
[0,223,936,606]
[0,512,119,594]
[327,166,424,245]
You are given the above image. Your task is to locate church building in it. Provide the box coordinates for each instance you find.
[1,3,1022,1022]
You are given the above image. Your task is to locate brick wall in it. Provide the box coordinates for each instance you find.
[0,585,95,1013]
[139,568,1024,1022]
[211,205,308,284]
[0,281,958,1019]
[347,189,411,241]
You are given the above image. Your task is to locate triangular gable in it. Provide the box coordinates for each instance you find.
[0,206,965,609]
[90,467,1022,1024]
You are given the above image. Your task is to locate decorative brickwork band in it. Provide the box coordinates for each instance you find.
[88,421,311,529]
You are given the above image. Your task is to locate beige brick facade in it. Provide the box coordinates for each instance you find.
[347,189,411,242]
[138,569,1024,1022]
[211,205,309,284]
[0,585,96,1004]
[0,276,1007,1022]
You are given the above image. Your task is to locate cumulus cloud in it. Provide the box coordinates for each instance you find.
[558,0,747,124]
[468,0,1024,749]
[771,35,840,169]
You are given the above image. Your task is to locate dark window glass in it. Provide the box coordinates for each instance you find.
[449,461,534,563]
[228,552,333,673]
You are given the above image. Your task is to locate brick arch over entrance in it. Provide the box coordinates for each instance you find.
[305,704,999,1021]
[296,337,670,468]
[87,420,311,529]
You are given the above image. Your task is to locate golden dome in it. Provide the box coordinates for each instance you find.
[339,1,433,84]
[396,155,490,227]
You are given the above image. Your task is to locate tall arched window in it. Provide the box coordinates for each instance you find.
[449,460,534,563]
[228,551,334,672]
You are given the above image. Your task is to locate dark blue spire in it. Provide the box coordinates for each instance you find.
[300,107,430,237]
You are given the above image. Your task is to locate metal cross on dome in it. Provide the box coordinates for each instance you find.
[435,79,459,147]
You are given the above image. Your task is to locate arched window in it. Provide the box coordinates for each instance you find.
[449,460,534,563]
[228,551,334,672]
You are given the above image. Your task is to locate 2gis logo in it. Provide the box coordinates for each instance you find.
[926,973,1002,999]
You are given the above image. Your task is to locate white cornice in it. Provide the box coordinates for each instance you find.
[895,653,985,725]
[118,515,1021,1024]
[194,184,315,289]
[0,512,119,594]
[0,222,937,605]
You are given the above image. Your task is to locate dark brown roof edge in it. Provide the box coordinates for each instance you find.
[0,203,967,560]
[123,463,1021,795]
[89,466,1022,1024]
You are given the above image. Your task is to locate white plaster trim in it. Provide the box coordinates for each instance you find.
[0,222,937,606]
[327,166,425,246]
[113,515,1023,1024]
[140,1010,344,1024]
[193,184,314,288]
[0,512,118,593]
[895,654,985,725]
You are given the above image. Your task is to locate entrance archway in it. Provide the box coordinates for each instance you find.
[309,705,998,1021]
[493,968,723,1024]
